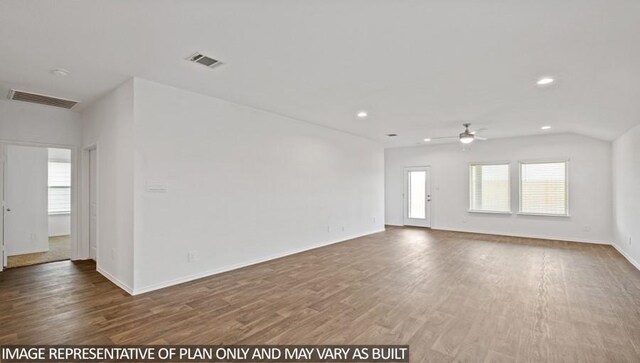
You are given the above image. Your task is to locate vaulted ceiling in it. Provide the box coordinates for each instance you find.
[1,0,639,147]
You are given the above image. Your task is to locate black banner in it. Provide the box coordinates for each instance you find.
[0,345,409,362]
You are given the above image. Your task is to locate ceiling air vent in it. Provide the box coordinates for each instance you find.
[188,52,222,68]
[8,89,78,109]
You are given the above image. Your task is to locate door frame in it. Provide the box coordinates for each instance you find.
[0,144,5,271]
[81,145,98,262]
[0,139,80,268]
[403,166,432,228]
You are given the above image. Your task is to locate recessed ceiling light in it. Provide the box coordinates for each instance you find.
[424,138,431,142]
[357,111,368,118]
[536,77,554,86]
[50,68,70,76]
[541,125,551,130]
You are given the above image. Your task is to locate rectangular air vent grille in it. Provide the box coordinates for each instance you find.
[8,90,78,109]
[188,52,222,68]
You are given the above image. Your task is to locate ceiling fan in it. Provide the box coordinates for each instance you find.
[429,123,488,144]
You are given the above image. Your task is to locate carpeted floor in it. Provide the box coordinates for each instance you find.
[6,235,71,268]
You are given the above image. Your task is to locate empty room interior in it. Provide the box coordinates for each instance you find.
[0,1,639,362]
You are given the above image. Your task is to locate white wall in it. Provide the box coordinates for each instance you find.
[48,214,70,237]
[132,78,385,292]
[5,145,49,255]
[82,78,382,294]
[612,123,640,269]
[385,134,612,244]
[81,80,135,291]
[0,99,81,146]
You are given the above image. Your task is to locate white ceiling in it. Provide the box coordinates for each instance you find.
[1,0,639,147]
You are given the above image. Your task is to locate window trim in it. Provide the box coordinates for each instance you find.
[468,161,512,214]
[49,211,71,216]
[518,159,570,217]
[468,209,512,215]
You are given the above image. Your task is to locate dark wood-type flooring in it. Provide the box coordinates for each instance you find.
[2,227,640,362]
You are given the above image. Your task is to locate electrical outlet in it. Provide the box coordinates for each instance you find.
[327,225,331,233]
[110,248,115,259]
[30,233,37,241]
[373,217,376,223]
[583,225,591,232]
[341,226,345,232]
[187,250,197,263]
[629,236,632,246]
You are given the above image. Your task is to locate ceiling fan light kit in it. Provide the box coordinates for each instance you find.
[425,123,488,146]
[460,134,475,144]
[459,123,476,144]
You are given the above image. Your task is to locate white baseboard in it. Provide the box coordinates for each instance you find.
[132,228,386,295]
[8,247,50,256]
[420,225,611,245]
[96,266,134,295]
[611,243,640,271]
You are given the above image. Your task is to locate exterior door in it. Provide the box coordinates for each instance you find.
[403,166,431,227]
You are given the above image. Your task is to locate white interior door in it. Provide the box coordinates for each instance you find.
[4,145,49,257]
[403,166,432,227]
[89,148,97,261]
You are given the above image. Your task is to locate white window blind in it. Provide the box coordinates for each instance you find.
[49,161,71,214]
[469,163,510,212]
[519,161,568,216]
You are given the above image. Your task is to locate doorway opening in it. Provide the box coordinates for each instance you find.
[2,145,73,269]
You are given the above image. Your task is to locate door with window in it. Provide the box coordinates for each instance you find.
[403,166,431,227]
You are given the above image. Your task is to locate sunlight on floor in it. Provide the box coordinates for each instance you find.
[6,235,70,268]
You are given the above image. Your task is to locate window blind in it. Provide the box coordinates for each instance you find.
[469,163,510,212]
[519,161,568,215]
[49,161,71,214]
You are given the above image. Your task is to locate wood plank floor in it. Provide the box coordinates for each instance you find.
[1,227,640,362]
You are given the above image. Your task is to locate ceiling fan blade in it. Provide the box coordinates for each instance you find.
[470,127,488,135]
[475,136,489,141]
[429,136,458,140]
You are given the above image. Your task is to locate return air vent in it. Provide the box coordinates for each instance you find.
[188,52,222,68]
[8,89,78,109]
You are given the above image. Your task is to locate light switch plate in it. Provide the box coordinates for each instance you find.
[146,182,168,193]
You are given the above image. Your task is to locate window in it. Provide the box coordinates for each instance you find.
[519,161,568,216]
[469,163,511,213]
[49,161,71,214]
